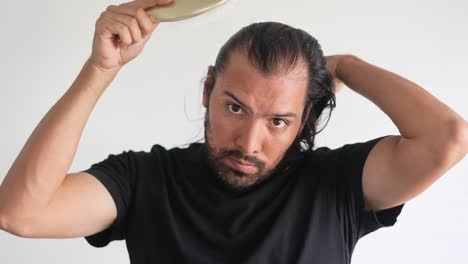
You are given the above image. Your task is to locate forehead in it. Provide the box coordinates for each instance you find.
[214,52,309,115]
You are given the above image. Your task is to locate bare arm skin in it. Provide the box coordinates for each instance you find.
[0,0,174,238]
[328,55,468,211]
[0,61,119,237]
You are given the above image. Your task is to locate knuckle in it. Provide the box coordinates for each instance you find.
[125,36,133,44]
[128,17,138,27]
[100,10,111,20]
[121,32,130,42]
[136,8,150,24]
[98,11,106,20]
[117,23,126,31]
[136,7,146,17]
[96,14,107,27]
[105,5,117,12]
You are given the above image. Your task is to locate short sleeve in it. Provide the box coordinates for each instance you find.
[81,150,135,247]
[337,136,404,241]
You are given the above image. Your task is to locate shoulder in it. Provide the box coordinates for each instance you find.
[305,136,389,165]
[150,142,204,155]
[298,136,388,180]
[149,142,206,165]
[302,145,341,169]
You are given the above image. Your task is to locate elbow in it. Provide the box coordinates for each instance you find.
[0,212,14,235]
[0,211,6,231]
[437,120,468,166]
[0,207,8,232]
[456,120,468,154]
[0,212,34,238]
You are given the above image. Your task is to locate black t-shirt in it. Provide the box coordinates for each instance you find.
[82,135,404,264]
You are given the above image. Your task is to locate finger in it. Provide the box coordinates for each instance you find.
[135,7,158,35]
[107,11,142,43]
[101,15,133,46]
[107,5,156,37]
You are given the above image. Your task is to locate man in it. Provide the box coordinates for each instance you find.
[0,0,466,263]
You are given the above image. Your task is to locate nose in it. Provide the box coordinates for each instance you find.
[234,120,264,155]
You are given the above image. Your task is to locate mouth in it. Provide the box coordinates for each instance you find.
[225,157,257,174]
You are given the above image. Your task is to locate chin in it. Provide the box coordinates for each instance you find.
[214,164,275,191]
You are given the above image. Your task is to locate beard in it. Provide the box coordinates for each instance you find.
[203,108,289,191]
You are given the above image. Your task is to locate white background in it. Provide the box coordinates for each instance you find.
[0,0,467,263]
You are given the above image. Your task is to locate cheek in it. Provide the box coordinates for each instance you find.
[265,125,301,163]
[208,110,236,145]
[265,134,291,157]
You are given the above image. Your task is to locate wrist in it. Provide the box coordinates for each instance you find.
[71,59,120,97]
[335,54,356,80]
[86,58,122,75]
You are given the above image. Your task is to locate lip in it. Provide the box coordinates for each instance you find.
[225,157,256,173]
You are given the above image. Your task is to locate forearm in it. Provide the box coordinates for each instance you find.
[337,55,467,153]
[0,59,119,221]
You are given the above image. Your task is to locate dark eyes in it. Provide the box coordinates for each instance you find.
[271,118,286,128]
[227,104,288,129]
[228,104,242,114]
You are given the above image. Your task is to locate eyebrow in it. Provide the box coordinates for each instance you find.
[222,90,297,118]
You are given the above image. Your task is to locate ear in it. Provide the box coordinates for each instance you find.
[203,65,216,108]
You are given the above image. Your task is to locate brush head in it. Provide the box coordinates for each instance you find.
[145,0,229,22]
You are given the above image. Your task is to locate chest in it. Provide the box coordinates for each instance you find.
[125,176,351,264]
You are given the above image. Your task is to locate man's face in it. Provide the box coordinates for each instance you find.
[203,51,309,190]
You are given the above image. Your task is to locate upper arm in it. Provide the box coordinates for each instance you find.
[362,134,464,211]
[13,172,117,238]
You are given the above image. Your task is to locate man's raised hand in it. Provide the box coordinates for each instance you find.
[90,0,174,72]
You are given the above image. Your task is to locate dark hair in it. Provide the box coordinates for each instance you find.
[205,22,336,152]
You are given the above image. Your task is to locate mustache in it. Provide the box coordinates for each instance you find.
[216,148,265,168]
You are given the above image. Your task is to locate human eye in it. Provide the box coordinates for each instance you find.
[227,104,244,115]
[271,118,287,128]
